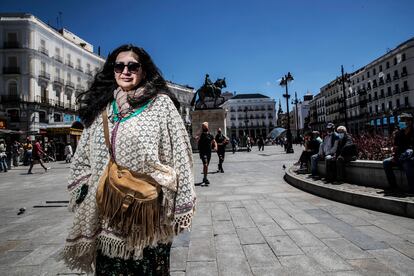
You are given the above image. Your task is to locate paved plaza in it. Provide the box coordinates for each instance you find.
[1,145,414,275]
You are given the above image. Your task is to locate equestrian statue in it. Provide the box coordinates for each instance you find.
[190,74,227,109]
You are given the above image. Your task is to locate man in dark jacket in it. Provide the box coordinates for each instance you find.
[334,126,357,182]
[198,122,216,186]
[215,128,228,173]
[383,113,414,193]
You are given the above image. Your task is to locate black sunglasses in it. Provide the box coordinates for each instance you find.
[113,62,141,73]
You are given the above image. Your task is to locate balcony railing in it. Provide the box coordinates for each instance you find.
[0,95,22,103]
[66,61,74,68]
[39,46,49,56]
[86,70,93,76]
[3,41,20,48]
[401,86,409,92]
[401,71,408,77]
[65,103,77,111]
[54,55,63,63]
[39,71,51,80]
[55,100,65,108]
[54,77,64,85]
[76,66,83,72]
[393,74,399,80]
[3,67,20,74]
[66,81,75,89]
[35,95,53,105]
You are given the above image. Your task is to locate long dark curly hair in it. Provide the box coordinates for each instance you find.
[77,44,179,128]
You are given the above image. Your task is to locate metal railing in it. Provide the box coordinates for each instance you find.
[39,46,49,56]
[54,77,64,85]
[39,71,51,80]
[54,55,63,63]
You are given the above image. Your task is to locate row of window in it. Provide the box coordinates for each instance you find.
[354,53,407,83]
[230,106,274,112]
[368,97,410,114]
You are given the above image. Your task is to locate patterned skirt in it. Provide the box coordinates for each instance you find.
[95,243,172,276]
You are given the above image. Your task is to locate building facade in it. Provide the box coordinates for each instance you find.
[166,81,195,134]
[221,93,276,139]
[0,13,105,150]
[347,38,414,135]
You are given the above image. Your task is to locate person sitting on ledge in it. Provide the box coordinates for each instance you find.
[310,123,339,180]
[327,126,357,183]
[383,113,414,194]
[295,131,321,172]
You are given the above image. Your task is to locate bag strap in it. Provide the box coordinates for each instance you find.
[102,110,113,157]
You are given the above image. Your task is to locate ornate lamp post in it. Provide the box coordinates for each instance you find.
[279,72,294,153]
[336,65,350,130]
[291,91,302,142]
[244,106,249,137]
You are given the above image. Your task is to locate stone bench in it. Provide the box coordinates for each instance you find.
[317,160,409,190]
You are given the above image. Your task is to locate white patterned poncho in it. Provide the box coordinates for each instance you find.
[61,95,196,272]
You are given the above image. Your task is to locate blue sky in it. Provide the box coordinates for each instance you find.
[2,0,414,105]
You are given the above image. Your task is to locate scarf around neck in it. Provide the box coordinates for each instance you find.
[113,86,146,117]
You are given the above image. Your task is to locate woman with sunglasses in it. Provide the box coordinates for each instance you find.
[61,44,196,275]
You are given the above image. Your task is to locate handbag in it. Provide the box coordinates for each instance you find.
[96,110,161,236]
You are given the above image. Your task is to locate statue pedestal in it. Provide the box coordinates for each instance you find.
[190,108,227,149]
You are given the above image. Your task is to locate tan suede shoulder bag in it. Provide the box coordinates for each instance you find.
[96,110,161,237]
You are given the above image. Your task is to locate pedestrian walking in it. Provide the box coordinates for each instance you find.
[0,140,8,172]
[198,122,216,186]
[215,128,228,173]
[61,44,196,275]
[12,140,20,167]
[231,136,237,154]
[257,136,265,151]
[64,143,73,163]
[27,138,50,174]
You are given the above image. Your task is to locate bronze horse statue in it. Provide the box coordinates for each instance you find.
[191,78,227,109]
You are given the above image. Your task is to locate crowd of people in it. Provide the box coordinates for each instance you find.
[0,138,75,173]
[353,134,393,161]
[295,113,414,194]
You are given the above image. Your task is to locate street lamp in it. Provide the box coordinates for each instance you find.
[279,72,294,153]
[244,106,249,137]
[291,91,302,142]
[336,65,350,130]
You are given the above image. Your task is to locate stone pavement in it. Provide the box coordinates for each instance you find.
[1,145,414,275]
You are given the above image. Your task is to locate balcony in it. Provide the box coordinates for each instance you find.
[393,75,399,80]
[66,61,74,68]
[401,71,408,77]
[3,67,20,74]
[39,71,51,80]
[65,103,77,111]
[76,66,83,72]
[401,86,409,92]
[54,77,64,86]
[39,46,49,56]
[386,77,391,83]
[54,55,63,63]
[393,89,400,95]
[3,41,20,48]
[0,95,22,103]
[55,100,65,108]
[35,95,53,105]
[66,81,75,89]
